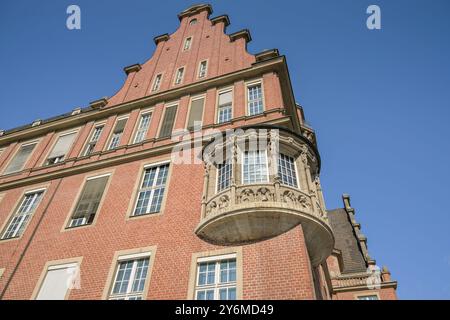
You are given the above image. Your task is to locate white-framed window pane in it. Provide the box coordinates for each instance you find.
[243,151,268,184]
[84,126,104,156]
[247,84,263,116]
[108,118,128,150]
[218,105,232,123]
[219,287,236,300]
[1,191,44,240]
[184,37,192,51]
[109,257,150,300]
[195,258,237,301]
[278,154,298,188]
[175,68,184,84]
[217,162,232,192]
[134,113,152,144]
[133,164,169,216]
[152,74,162,92]
[199,61,207,78]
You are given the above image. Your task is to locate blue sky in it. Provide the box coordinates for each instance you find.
[1,1,449,299]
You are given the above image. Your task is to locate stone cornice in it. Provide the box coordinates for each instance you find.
[210,15,230,27]
[177,4,213,21]
[153,33,170,45]
[0,56,292,146]
[229,29,251,43]
[123,63,142,75]
[332,281,398,293]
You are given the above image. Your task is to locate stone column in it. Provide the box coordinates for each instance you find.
[201,163,210,218]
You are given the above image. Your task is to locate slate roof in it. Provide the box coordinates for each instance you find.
[327,208,367,274]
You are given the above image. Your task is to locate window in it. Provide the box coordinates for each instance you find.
[133,163,169,216]
[242,150,268,184]
[133,113,152,144]
[187,97,204,131]
[158,105,177,138]
[3,142,37,174]
[278,154,298,188]
[195,256,237,300]
[217,90,233,123]
[247,83,263,116]
[152,74,162,92]
[189,19,197,26]
[183,37,192,51]
[108,118,128,150]
[357,295,379,300]
[1,190,44,240]
[198,60,208,78]
[46,131,77,165]
[109,255,151,300]
[174,67,184,85]
[36,263,78,300]
[67,175,109,228]
[217,161,232,192]
[83,125,104,156]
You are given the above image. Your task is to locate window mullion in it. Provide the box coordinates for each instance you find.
[126,260,138,295]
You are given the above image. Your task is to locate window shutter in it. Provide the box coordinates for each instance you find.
[187,98,204,130]
[219,91,232,106]
[114,118,127,133]
[48,132,77,159]
[159,105,178,138]
[4,143,36,174]
[72,176,109,221]
[36,264,77,300]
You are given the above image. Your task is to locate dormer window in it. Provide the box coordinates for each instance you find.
[183,37,192,51]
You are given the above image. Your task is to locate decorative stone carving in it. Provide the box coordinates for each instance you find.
[298,195,310,208]
[206,201,217,215]
[218,195,230,209]
[240,188,255,203]
[257,187,272,202]
[282,190,297,205]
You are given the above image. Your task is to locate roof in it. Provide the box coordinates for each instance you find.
[327,208,367,273]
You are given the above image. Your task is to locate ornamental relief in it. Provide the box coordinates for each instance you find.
[204,185,318,218]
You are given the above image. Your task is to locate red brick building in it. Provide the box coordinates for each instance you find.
[0,4,397,300]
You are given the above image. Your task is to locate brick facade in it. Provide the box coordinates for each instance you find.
[0,4,397,300]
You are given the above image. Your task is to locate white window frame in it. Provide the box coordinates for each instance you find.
[132,161,170,217]
[198,60,208,79]
[183,37,192,51]
[1,188,46,240]
[195,254,237,301]
[174,67,185,85]
[246,81,264,116]
[83,124,105,156]
[108,252,152,300]
[277,153,299,188]
[133,111,152,144]
[151,74,162,92]
[216,161,232,193]
[241,150,269,184]
[107,116,129,150]
[217,88,233,124]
